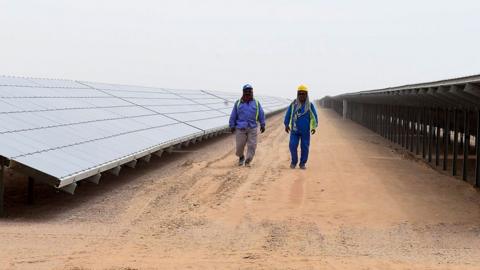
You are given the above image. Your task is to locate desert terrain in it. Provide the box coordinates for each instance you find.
[1,108,480,269]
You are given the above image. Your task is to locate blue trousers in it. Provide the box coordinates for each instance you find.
[289,131,310,166]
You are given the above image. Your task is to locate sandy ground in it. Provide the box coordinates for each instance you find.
[1,108,480,270]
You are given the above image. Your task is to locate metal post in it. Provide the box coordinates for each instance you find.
[463,109,470,181]
[443,108,449,171]
[351,103,354,121]
[354,104,358,122]
[416,107,420,155]
[407,107,411,149]
[376,105,379,133]
[391,105,395,142]
[422,107,427,158]
[372,105,375,131]
[428,108,433,163]
[409,107,414,152]
[476,109,480,187]
[404,107,408,149]
[382,105,385,138]
[405,107,410,149]
[392,105,396,142]
[350,102,353,119]
[398,106,402,144]
[401,107,406,148]
[453,109,459,176]
[365,104,368,127]
[342,99,348,120]
[406,107,409,149]
[403,107,406,148]
[391,105,394,141]
[435,108,440,166]
[404,107,407,149]
[381,105,384,137]
[27,177,35,205]
[0,157,4,217]
[366,105,369,128]
[400,106,403,145]
[361,103,363,124]
[370,105,373,130]
[384,105,388,139]
[379,105,383,136]
[399,107,403,146]
[370,105,372,128]
[385,106,387,139]
[388,105,393,141]
[368,105,371,128]
[460,130,464,152]
[363,104,366,126]
[350,103,356,120]
[392,106,396,143]
[396,106,400,144]
[354,103,357,122]
[348,102,351,120]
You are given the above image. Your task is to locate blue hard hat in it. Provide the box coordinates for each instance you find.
[242,84,253,91]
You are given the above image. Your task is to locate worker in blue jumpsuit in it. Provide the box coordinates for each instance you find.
[284,84,318,169]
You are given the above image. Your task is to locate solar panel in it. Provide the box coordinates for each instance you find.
[0,76,291,193]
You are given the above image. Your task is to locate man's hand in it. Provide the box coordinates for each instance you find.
[285,126,290,134]
[260,126,266,133]
[311,129,316,135]
[230,127,236,133]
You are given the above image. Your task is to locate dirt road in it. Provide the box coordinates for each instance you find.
[1,109,480,269]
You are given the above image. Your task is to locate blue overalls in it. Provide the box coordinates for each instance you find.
[284,102,318,166]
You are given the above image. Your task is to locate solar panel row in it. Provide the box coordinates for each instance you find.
[0,76,291,192]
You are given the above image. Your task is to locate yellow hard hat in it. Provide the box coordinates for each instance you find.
[297,84,308,92]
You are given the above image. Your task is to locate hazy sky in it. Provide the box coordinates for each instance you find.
[1,1,479,99]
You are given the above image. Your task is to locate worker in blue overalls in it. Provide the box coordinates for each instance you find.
[284,84,318,169]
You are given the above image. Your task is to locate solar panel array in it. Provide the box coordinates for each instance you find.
[0,76,291,191]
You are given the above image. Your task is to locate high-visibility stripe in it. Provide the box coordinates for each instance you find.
[289,103,294,129]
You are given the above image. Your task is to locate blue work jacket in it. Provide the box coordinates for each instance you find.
[229,99,266,129]
[284,102,318,133]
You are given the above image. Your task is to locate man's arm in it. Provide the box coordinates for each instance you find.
[257,102,266,133]
[229,103,237,129]
[258,102,266,128]
[311,103,319,127]
[284,104,292,133]
[310,103,318,135]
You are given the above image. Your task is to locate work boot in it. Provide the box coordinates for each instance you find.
[238,156,245,166]
[290,163,296,169]
[244,158,252,167]
[299,164,306,170]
